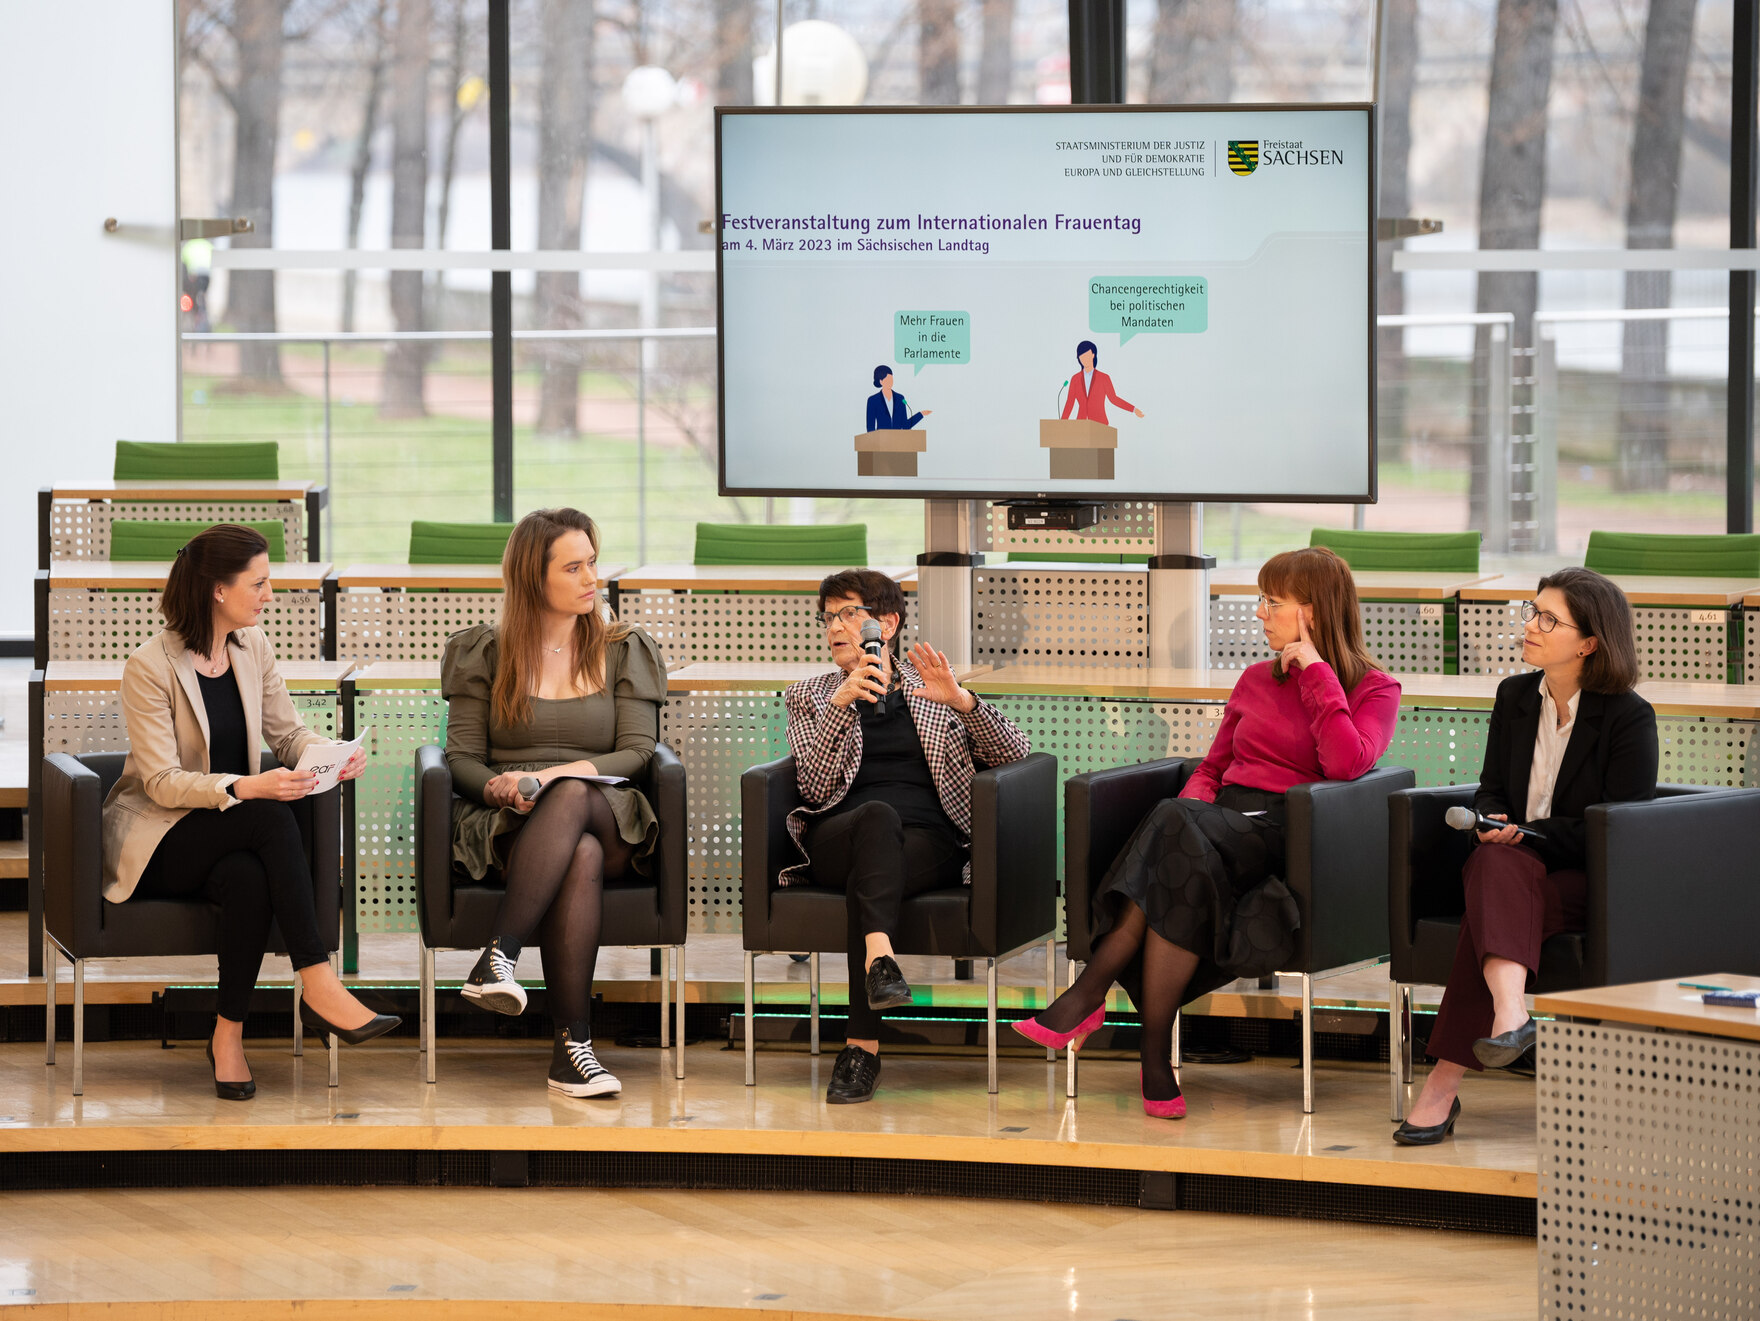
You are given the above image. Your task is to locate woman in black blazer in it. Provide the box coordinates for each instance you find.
[1394,567,1657,1144]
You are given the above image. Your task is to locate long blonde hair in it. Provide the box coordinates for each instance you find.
[492,508,628,729]
[1259,546,1379,692]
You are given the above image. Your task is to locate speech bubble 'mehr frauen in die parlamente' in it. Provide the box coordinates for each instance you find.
[895,310,971,374]
[1088,278,1207,345]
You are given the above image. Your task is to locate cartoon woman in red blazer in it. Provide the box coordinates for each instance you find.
[1060,340,1145,424]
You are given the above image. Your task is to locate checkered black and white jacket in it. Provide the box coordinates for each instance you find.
[780,657,1032,885]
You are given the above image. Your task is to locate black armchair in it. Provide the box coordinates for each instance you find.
[413,742,689,1081]
[42,750,343,1095]
[1065,756,1416,1113]
[739,751,1060,1093]
[1388,781,1760,1119]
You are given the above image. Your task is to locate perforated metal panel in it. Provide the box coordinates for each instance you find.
[981,501,1157,556]
[41,690,338,757]
[351,689,448,933]
[1209,598,1272,669]
[1381,709,1492,787]
[618,590,915,667]
[1657,716,1759,789]
[1463,597,1735,683]
[659,694,791,932]
[333,589,506,664]
[1458,600,1527,677]
[1744,609,1756,684]
[45,589,324,662]
[1538,1020,1760,1320]
[48,499,306,561]
[973,567,1149,669]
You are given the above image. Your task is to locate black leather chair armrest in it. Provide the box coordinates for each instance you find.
[643,743,689,944]
[971,751,1058,955]
[1063,757,1197,961]
[1388,784,1477,964]
[1587,787,1760,985]
[414,744,455,941]
[1286,765,1416,971]
[740,756,801,952]
[42,753,103,947]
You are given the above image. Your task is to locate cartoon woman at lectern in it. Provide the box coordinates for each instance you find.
[866,366,932,432]
[1059,340,1145,423]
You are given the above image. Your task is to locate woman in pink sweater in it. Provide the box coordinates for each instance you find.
[1015,547,1401,1117]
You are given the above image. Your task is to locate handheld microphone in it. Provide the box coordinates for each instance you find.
[518,776,542,800]
[860,619,885,661]
[1445,806,1546,840]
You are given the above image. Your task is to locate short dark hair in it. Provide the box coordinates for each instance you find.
[1076,339,1099,365]
[873,365,893,388]
[818,568,905,655]
[1536,566,1640,694]
[159,523,271,657]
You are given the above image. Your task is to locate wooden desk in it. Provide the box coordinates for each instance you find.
[1460,575,1760,608]
[334,563,627,589]
[42,660,353,692]
[1211,566,1501,601]
[38,563,332,664]
[1537,972,1760,1043]
[1534,972,1760,1314]
[42,481,324,564]
[616,564,912,592]
[668,661,988,693]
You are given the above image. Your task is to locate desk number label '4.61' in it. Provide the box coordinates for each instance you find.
[1690,610,1725,625]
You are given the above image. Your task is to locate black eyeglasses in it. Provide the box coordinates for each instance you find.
[814,605,875,627]
[1520,601,1581,634]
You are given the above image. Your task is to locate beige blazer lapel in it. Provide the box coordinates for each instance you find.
[161,632,211,757]
[230,631,265,766]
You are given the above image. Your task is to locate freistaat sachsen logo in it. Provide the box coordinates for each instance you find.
[1226,141,1259,176]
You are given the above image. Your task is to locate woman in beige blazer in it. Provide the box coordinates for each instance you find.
[105,524,398,1100]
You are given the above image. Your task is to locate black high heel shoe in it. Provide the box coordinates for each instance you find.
[205,1037,256,1102]
[300,1002,402,1046]
[1392,1095,1460,1146]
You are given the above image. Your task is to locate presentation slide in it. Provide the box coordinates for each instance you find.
[716,106,1375,501]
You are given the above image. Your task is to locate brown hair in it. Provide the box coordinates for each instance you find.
[1258,546,1380,692]
[1535,566,1640,694]
[159,523,271,658]
[817,568,905,656]
[492,508,628,729]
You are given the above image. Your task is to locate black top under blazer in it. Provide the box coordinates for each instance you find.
[1473,671,1658,874]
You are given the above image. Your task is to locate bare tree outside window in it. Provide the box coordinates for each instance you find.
[1377,0,1417,456]
[341,0,390,334]
[977,0,1016,105]
[535,0,597,437]
[1149,0,1236,104]
[383,0,431,418]
[919,0,961,105]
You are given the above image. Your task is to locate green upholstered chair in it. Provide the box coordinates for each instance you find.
[109,519,287,562]
[408,521,516,565]
[1308,529,1481,574]
[1583,531,1760,579]
[692,522,868,566]
[113,441,280,481]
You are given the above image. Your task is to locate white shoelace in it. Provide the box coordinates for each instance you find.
[486,947,517,984]
[565,1038,610,1081]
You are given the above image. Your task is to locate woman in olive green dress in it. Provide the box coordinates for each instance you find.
[442,508,666,1098]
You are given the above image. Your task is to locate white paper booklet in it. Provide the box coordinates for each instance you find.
[520,772,629,800]
[292,728,372,796]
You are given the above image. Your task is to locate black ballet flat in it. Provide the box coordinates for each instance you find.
[1473,1017,1537,1069]
[205,1037,256,1102]
[1392,1096,1460,1146]
[301,1004,402,1046]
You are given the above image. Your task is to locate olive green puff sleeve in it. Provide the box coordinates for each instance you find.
[591,627,667,781]
[441,623,498,805]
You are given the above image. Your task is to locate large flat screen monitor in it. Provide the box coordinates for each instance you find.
[716,104,1375,503]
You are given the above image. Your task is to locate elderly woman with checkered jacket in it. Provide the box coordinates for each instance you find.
[783,568,1032,1105]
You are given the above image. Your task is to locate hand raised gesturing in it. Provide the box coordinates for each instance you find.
[908,642,976,713]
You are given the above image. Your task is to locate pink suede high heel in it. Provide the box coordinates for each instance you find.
[1141,1071,1187,1120]
[1010,1003,1105,1052]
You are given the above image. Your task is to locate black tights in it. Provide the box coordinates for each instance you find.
[1041,901,1198,1102]
[134,799,330,1023]
[493,780,634,1027]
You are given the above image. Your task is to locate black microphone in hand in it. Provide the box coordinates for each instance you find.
[860,619,885,661]
[1445,806,1545,840]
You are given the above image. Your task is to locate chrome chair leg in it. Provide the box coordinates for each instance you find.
[1400,984,1415,1084]
[1043,939,1056,1061]
[808,952,820,1056]
[1301,972,1314,1115]
[674,944,686,1081]
[1389,975,1405,1121]
[72,957,85,1097]
[660,945,671,1051]
[326,952,340,1088]
[292,974,304,1056]
[1172,1009,1181,1084]
[44,932,56,1067]
[1065,959,1081,1100]
[743,949,756,1087]
[422,945,437,1085]
[986,957,999,1095]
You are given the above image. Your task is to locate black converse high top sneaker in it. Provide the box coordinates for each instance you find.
[549,1024,620,1098]
[461,940,527,1015]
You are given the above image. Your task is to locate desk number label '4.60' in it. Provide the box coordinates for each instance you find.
[1419,604,1444,622]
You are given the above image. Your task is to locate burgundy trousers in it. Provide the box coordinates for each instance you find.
[1425,843,1586,1070]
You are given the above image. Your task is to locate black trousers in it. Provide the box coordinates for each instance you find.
[134,799,330,1023]
[805,801,966,1039]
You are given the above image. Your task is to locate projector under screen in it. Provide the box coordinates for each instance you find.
[715,104,1376,504]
